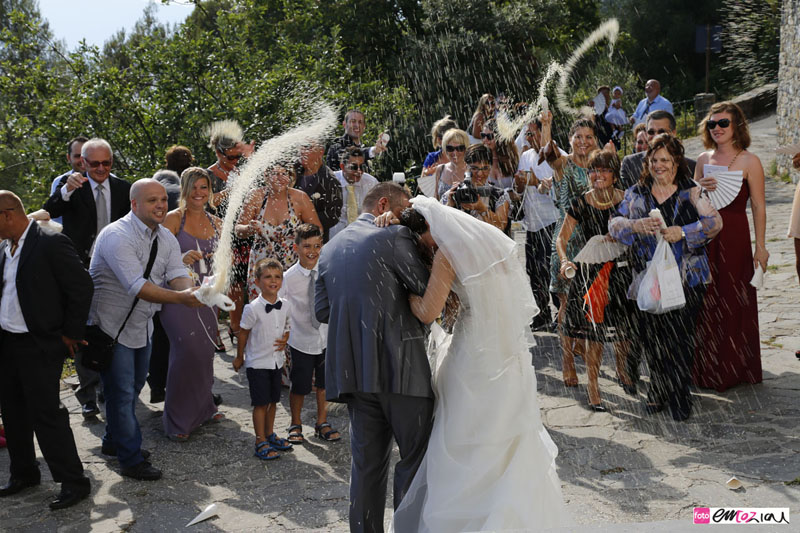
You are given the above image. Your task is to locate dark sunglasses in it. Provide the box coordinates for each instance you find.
[345,163,367,172]
[480,133,495,140]
[85,159,112,168]
[223,150,242,161]
[445,144,466,153]
[706,118,731,130]
[647,128,668,136]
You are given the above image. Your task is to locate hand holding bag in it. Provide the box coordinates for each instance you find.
[81,237,159,371]
[636,237,685,314]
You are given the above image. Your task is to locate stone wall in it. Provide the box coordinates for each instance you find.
[777,0,800,181]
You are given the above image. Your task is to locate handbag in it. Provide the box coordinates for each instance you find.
[80,237,159,371]
[636,237,685,314]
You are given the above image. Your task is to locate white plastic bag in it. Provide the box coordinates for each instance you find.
[637,238,686,314]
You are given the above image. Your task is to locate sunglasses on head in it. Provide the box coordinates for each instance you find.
[480,133,495,140]
[647,128,668,136]
[706,118,731,130]
[445,144,466,153]
[345,163,367,172]
[85,159,112,168]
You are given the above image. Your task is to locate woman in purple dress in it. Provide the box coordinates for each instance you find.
[161,167,224,441]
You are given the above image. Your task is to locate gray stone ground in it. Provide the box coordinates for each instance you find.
[2,114,799,531]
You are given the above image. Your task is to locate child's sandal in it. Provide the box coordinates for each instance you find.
[254,440,280,460]
[287,425,305,445]
[315,422,341,442]
[267,432,294,451]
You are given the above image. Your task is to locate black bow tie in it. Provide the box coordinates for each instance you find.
[265,300,283,313]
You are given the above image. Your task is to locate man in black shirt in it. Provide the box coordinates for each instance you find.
[295,142,343,242]
[325,109,387,171]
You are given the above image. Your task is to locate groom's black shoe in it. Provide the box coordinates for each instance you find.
[0,475,41,497]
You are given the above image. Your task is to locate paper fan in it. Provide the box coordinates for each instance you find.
[573,235,627,264]
[417,174,436,197]
[592,96,606,116]
[697,167,743,210]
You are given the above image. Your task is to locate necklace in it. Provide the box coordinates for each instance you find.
[591,190,614,208]
[728,150,743,169]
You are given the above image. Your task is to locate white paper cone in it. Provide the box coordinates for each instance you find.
[750,265,764,290]
[648,208,666,229]
[186,503,218,527]
[196,240,207,275]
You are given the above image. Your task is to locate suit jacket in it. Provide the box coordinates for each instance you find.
[44,174,131,265]
[293,164,343,242]
[315,213,431,402]
[620,151,697,190]
[0,223,93,355]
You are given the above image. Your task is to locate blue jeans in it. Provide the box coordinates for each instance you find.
[100,340,151,468]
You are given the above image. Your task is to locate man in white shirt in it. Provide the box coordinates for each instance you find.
[514,144,565,330]
[329,146,379,239]
[629,79,674,126]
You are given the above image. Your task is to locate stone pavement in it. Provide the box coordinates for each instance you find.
[1,114,799,532]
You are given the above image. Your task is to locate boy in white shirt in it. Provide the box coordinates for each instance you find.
[233,258,293,460]
[281,224,341,444]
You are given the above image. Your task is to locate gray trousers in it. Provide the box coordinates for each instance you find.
[347,392,434,533]
[74,350,103,406]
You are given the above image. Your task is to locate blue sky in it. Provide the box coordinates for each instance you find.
[38,0,194,50]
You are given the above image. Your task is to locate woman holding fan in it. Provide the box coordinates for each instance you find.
[692,102,767,392]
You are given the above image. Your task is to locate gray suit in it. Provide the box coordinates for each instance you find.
[316,212,433,533]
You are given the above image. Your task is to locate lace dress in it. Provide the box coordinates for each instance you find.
[549,159,589,294]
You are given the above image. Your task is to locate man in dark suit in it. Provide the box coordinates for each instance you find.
[325,109,388,171]
[315,182,433,533]
[0,191,93,510]
[44,137,131,419]
[620,110,697,189]
[294,141,343,242]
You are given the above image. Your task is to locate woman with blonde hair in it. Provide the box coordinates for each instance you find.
[433,128,469,200]
[160,167,225,441]
[692,101,767,392]
[421,115,459,177]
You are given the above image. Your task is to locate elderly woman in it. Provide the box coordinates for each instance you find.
[443,144,509,232]
[421,115,459,177]
[160,167,225,441]
[609,134,722,421]
[433,128,469,201]
[692,101,767,392]
[556,150,638,411]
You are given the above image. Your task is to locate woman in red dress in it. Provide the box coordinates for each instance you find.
[693,101,768,392]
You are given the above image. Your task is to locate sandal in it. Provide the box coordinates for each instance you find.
[206,412,225,424]
[315,422,341,442]
[254,440,280,461]
[563,377,578,387]
[287,425,305,445]
[267,432,294,451]
[168,433,189,442]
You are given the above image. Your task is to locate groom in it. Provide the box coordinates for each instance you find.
[316,182,434,533]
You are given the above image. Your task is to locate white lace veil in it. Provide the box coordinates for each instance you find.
[411,196,539,374]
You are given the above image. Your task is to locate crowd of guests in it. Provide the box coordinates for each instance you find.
[0,84,777,510]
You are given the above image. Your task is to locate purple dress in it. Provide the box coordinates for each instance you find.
[161,213,219,436]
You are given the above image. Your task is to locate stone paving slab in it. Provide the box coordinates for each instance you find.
[2,114,799,531]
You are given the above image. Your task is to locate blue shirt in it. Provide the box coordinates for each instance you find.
[423,150,442,168]
[88,211,188,348]
[631,95,674,125]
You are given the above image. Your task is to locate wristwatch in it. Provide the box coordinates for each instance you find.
[681,229,686,240]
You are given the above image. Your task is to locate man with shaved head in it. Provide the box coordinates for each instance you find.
[0,191,93,509]
[89,178,203,481]
[629,79,674,126]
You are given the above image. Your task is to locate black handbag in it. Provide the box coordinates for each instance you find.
[80,237,159,372]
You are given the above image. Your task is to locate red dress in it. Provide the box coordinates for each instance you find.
[693,180,762,391]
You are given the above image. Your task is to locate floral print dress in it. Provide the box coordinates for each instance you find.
[246,192,301,301]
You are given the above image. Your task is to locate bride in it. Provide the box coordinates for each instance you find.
[388,196,571,532]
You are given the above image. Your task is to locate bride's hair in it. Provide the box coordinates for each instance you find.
[399,207,433,267]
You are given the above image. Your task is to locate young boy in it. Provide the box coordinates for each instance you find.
[280,224,341,444]
[233,258,294,460]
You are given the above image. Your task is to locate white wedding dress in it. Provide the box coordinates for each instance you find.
[392,197,571,532]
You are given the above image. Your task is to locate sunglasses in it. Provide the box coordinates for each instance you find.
[480,133,495,140]
[345,163,367,172]
[468,165,490,173]
[85,159,112,168]
[445,144,466,153]
[588,167,614,175]
[222,150,242,161]
[706,118,731,130]
[647,128,668,136]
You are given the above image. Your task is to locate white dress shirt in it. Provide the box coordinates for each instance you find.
[61,175,112,219]
[516,148,563,232]
[280,262,327,355]
[240,295,291,370]
[329,170,379,239]
[0,220,34,333]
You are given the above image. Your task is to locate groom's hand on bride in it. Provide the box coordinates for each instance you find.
[373,211,399,227]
